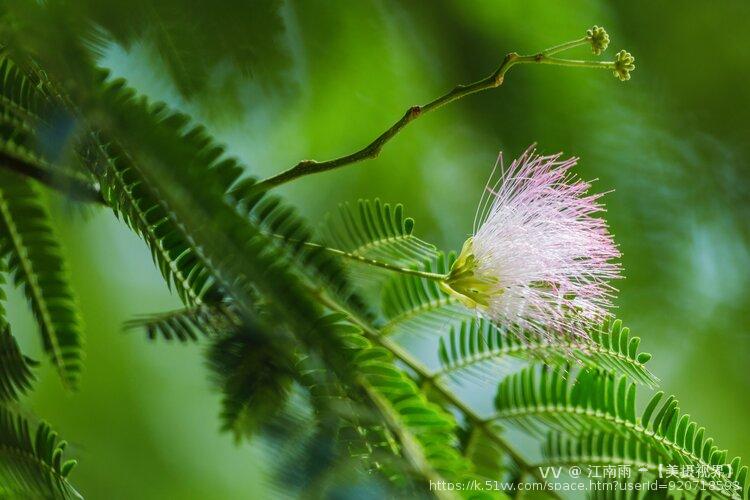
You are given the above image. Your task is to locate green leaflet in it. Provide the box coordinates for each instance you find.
[0,268,37,401]
[323,199,437,269]
[493,366,640,437]
[0,171,84,390]
[206,327,296,440]
[438,318,657,387]
[493,366,748,499]
[0,324,37,402]
[544,432,747,500]
[0,54,50,124]
[81,133,222,307]
[0,53,100,204]
[0,406,80,499]
[83,71,366,327]
[295,339,423,492]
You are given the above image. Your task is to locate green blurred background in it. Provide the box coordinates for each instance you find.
[5,0,749,498]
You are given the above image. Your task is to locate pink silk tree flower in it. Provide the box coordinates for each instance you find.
[441,146,621,341]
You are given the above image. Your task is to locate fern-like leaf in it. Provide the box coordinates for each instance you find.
[0,53,101,203]
[206,327,295,440]
[493,366,746,497]
[438,318,657,387]
[0,406,81,499]
[0,325,37,402]
[1,268,37,401]
[0,171,84,389]
[543,431,748,499]
[294,343,419,490]
[82,79,367,317]
[80,135,221,307]
[588,319,656,387]
[0,53,50,123]
[323,199,437,268]
[494,366,634,436]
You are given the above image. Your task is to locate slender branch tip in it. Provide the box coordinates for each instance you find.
[253,26,633,191]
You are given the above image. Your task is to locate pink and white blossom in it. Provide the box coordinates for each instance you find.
[444,146,621,341]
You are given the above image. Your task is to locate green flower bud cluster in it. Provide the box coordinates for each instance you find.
[587,25,610,55]
[613,50,636,81]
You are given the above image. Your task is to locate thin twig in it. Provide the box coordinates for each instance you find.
[253,46,613,192]
[542,36,589,56]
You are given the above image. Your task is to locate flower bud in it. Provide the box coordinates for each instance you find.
[586,26,610,55]
[613,50,635,81]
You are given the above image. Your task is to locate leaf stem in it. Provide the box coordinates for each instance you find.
[0,175,71,389]
[520,56,615,70]
[542,36,590,56]
[286,238,448,282]
[254,38,616,192]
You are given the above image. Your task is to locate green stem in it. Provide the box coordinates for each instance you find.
[290,239,448,282]
[253,39,614,192]
[518,56,615,70]
[542,36,590,56]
